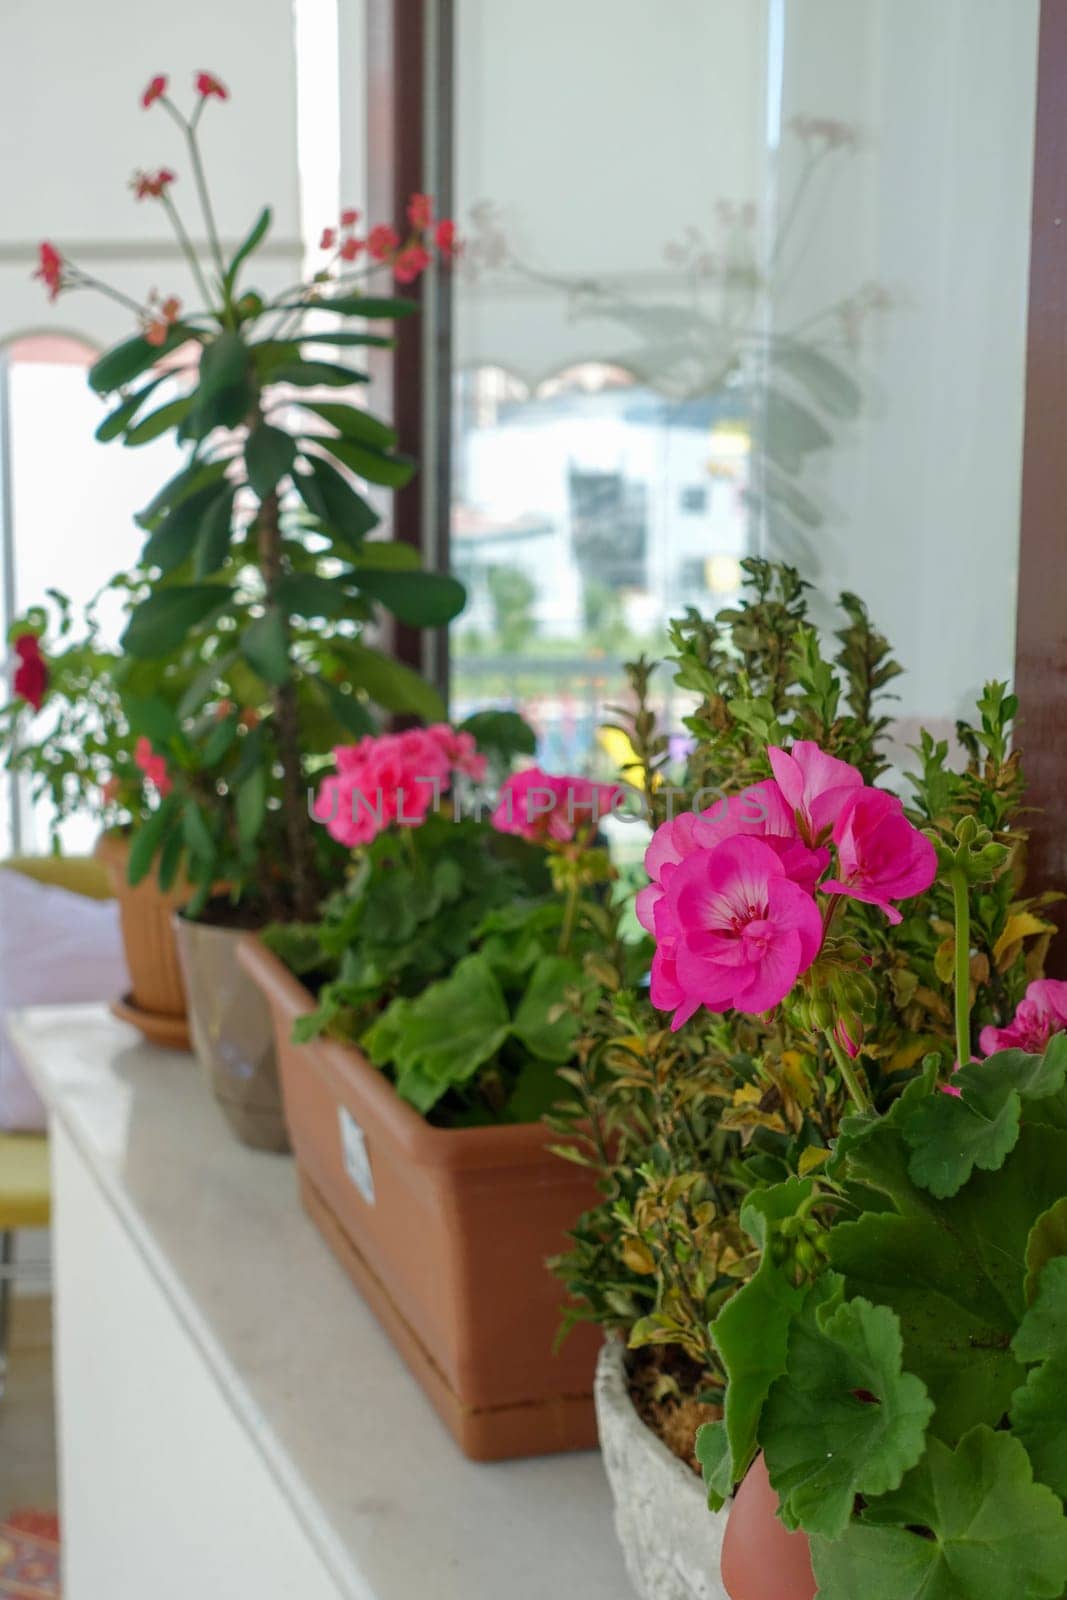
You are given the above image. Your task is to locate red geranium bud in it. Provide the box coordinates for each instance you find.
[407,192,433,230]
[434,218,460,259]
[339,236,363,262]
[142,74,168,108]
[195,71,229,101]
[340,208,360,229]
[131,167,177,201]
[367,223,399,263]
[12,634,48,711]
[393,243,431,284]
[32,242,64,303]
[320,227,337,251]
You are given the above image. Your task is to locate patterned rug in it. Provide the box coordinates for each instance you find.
[0,1512,60,1598]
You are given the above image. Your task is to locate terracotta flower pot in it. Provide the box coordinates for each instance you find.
[721,1454,816,1600]
[173,914,289,1153]
[596,1340,729,1599]
[94,831,190,1041]
[238,934,603,1461]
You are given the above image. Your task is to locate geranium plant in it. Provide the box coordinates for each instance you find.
[266,726,642,1125]
[692,819,1067,1600]
[548,570,1059,1472]
[35,70,465,920]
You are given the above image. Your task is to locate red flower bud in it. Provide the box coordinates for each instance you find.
[131,168,177,201]
[407,192,433,231]
[393,243,431,285]
[32,242,64,303]
[320,227,337,251]
[340,208,360,229]
[142,75,168,109]
[339,236,363,262]
[195,71,229,101]
[12,634,48,711]
[367,223,399,263]
[434,218,460,260]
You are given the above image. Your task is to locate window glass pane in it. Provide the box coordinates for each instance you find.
[450,0,1038,772]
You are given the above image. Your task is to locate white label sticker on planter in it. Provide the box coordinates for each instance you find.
[338,1107,375,1205]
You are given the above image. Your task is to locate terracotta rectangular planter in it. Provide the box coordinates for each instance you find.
[238,935,603,1461]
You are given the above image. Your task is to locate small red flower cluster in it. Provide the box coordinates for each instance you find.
[134,737,172,797]
[143,292,182,347]
[33,242,64,303]
[12,634,48,711]
[319,193,460,286]
[141,71,229,109]
[131,167,177,202]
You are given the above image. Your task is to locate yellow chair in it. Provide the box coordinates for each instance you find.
[0,855,112,1391]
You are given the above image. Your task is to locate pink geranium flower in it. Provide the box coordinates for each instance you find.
[653,835,823,1028]
[491,767,622,844]
[638,779,828,938]
[979,979,1067,1057]
[821,787,937,924]
[768,741,863,844]
[314,724,483,848]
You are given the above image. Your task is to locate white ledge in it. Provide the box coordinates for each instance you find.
[9,1004,632,1600]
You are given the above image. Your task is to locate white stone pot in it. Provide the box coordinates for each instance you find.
[595,1340,728,1600]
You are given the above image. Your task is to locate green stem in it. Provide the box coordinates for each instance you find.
[950,866,972,1070]
[160,194,216,311]
[559,877,580,956]
[823,1026,872,1115]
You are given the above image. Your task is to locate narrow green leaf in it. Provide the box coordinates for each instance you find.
[193,485,236,577]
[124,395,193,447]
[225,205,272,290]
[127,796,179,885]
[136,457,229,529]
[245,424,297,499]
[142,480,231,576]
[89,326,190,395]
[268,359,368,388]
[241,608,290,686]
[297,400,396,450]
[122,585,234,657]
[95,375,166,441]
[330,638,444,720]
[236,766,267,844]
[313,435,416,488]
[293,457,380,549]
[355,566,466,626]
[181,799,215,865]
[274,572,351,620]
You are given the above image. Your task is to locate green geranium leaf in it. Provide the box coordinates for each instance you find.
[829,1120,1067,1441]
[363,954,511,1115]
[810,1428,1067,1600]
[763,1293,933,1539]
[1026,1197,1067,1304]
[709,1179,814,1489]
[511,955,582,1063]
[695,1421,732,1512]
[901,1039,1067,1199]
[122,584,233,657]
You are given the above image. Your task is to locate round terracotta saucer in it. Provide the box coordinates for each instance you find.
[110,993,192,1052]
